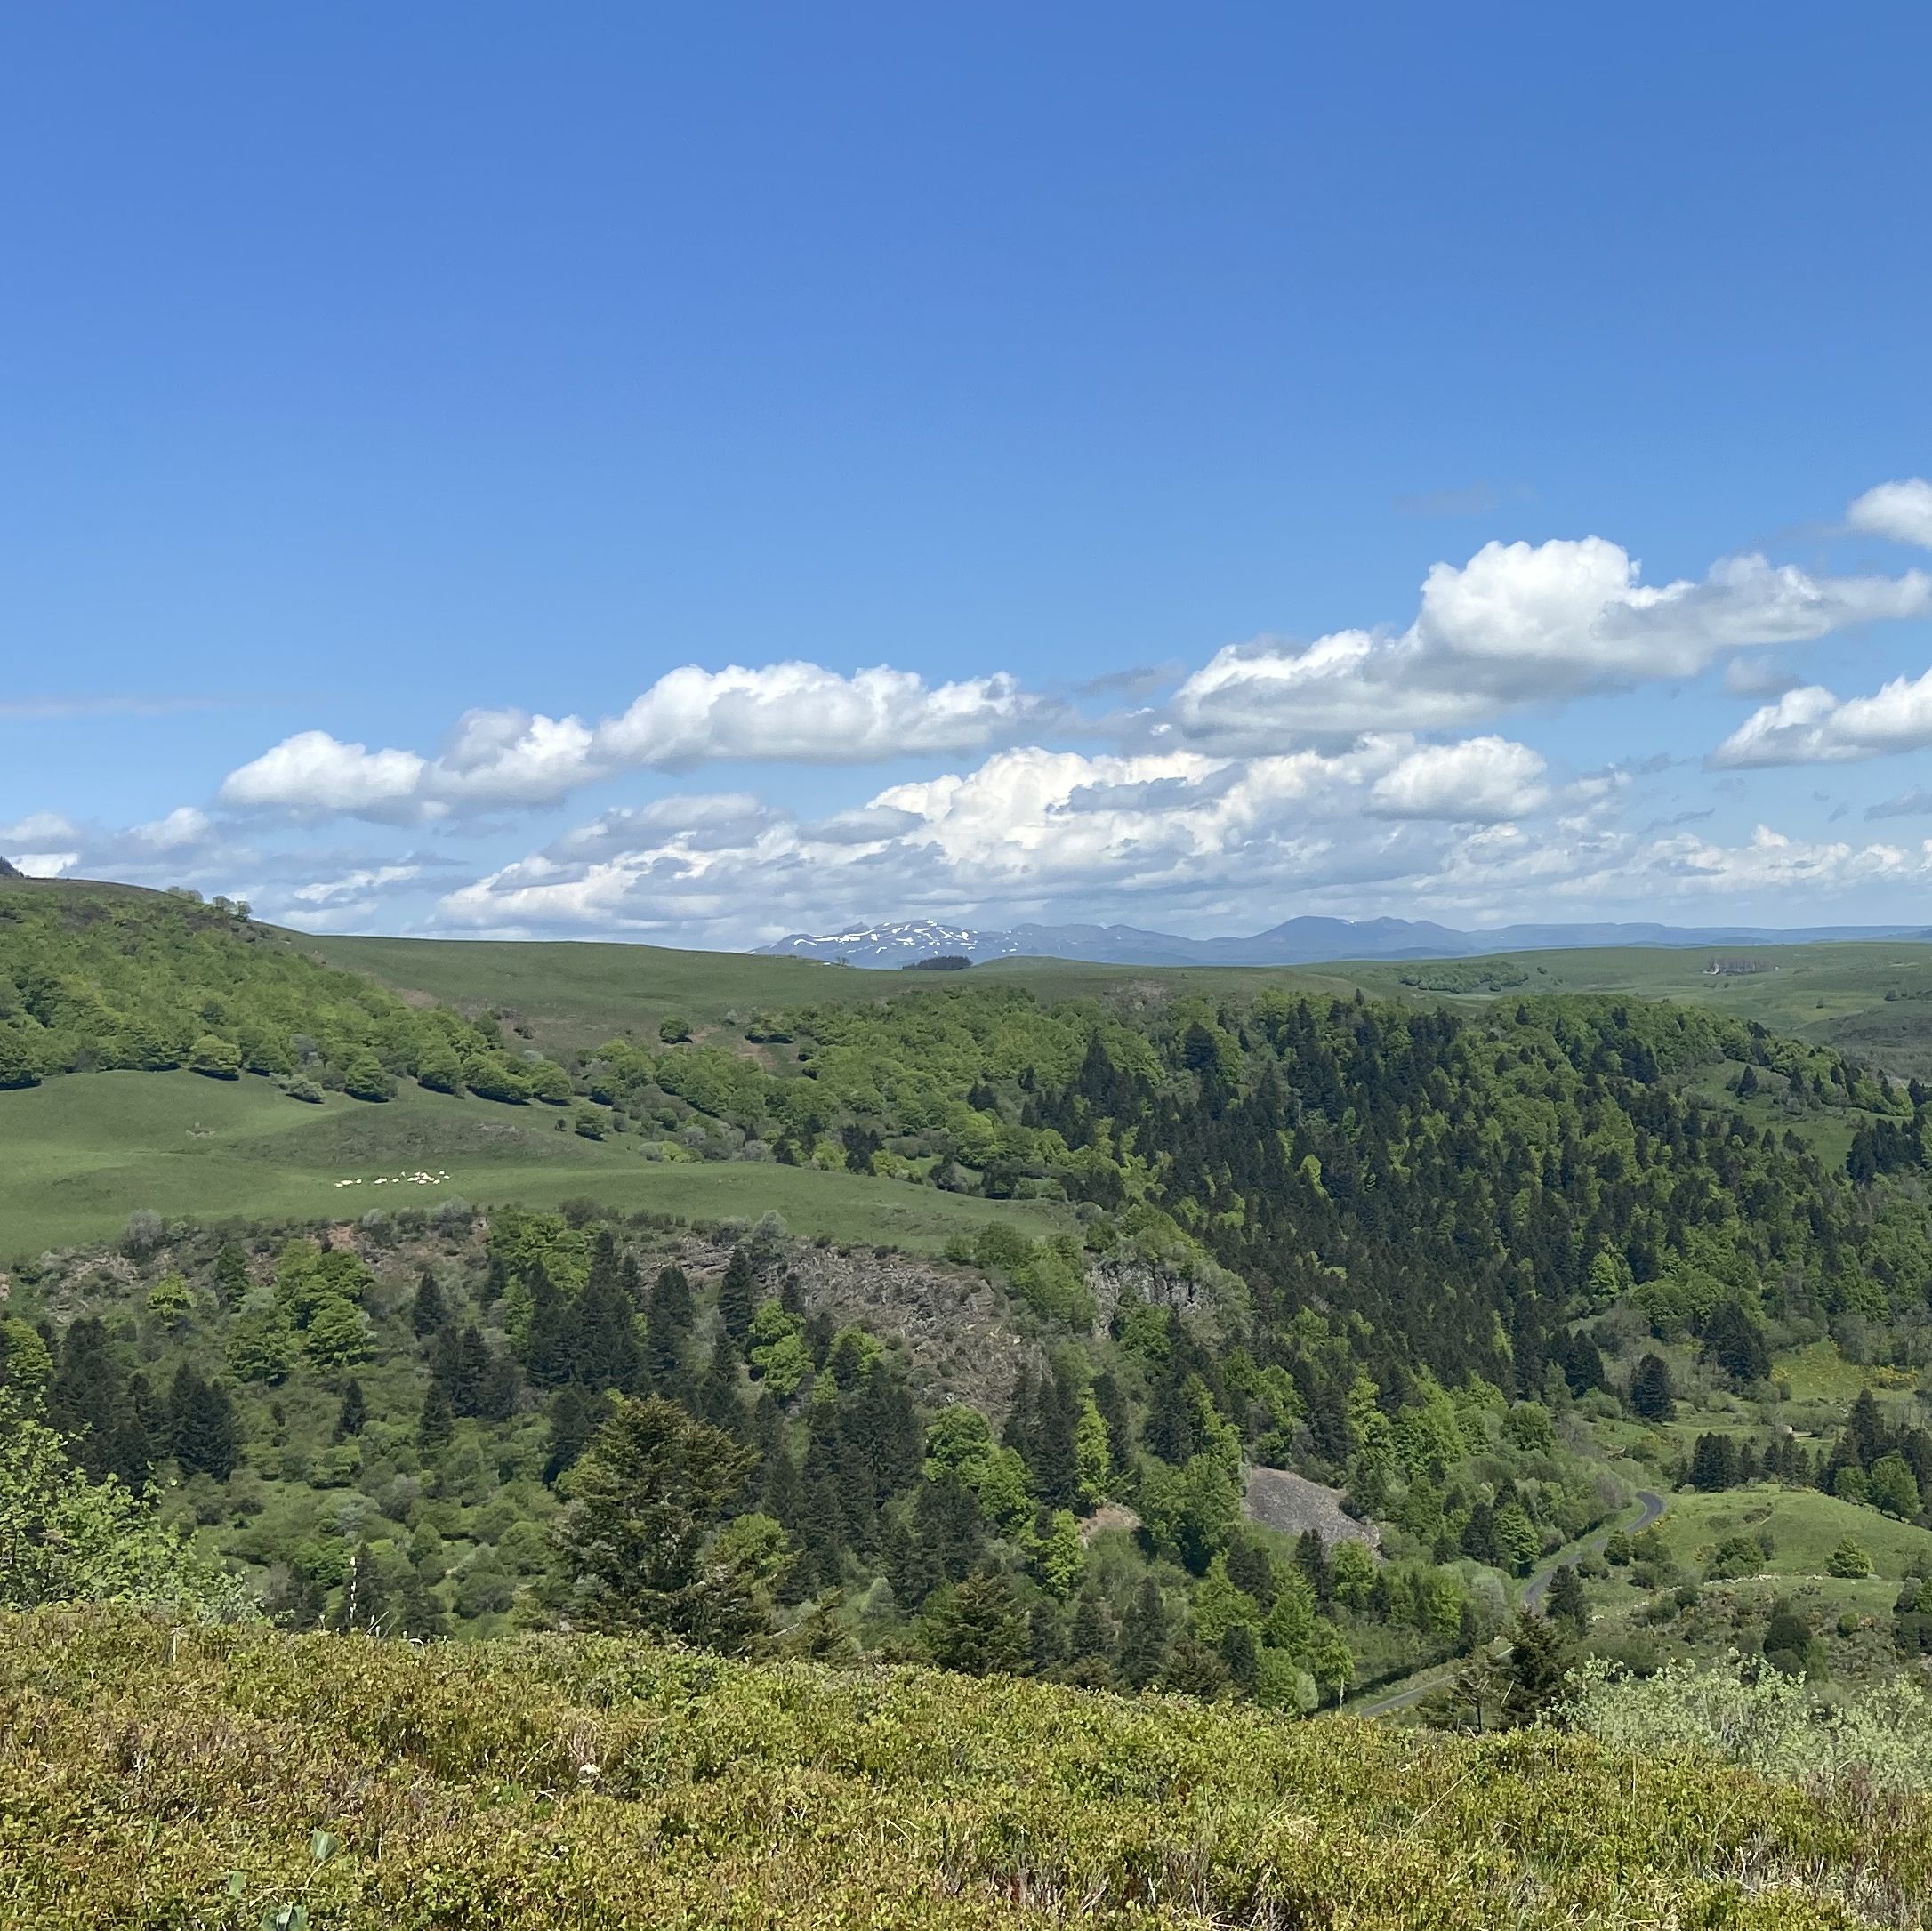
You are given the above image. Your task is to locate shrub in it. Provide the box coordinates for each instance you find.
[189,1033,241,1079]
[1828,1538,1874,1580]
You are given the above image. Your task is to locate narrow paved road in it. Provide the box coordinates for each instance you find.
[1522,1488,1664,1612]
[1348,1488,1667,1719]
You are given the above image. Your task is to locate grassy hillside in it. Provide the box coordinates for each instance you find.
[1345,940,1932,1078]
[300,930,876,1054]
[0,1070,1070,1256]
[303,929,1364,1053]
[4,1608,1923,1929]
[310,925,1932,1074]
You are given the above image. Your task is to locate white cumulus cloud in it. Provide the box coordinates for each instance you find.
[221,730,431,820]
[1711,667,1932,768]
[431,732,1555,942]
[1170,537,1931,745]
[1366,737,1548,821]
[219,665,1051,823]
[1848,478,1932,548]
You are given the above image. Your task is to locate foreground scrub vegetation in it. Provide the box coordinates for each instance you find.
[2,1608,1928,1930]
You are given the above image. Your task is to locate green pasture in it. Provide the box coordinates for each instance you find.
[0,1070,1070,1259]
[297,933,873,1052]
[1345,939,1932,1076]
[1655,1483,1932,1582]
[306,923,1932,1075]
[302,929,1364,1053]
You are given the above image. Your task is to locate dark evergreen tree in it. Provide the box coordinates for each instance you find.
[572,1274,643,1394]
[525,1262,575,1388]
[1849,1388,1888,1468]
[1295,1528,1333,1605]
[543,1384,600,1484]
[168,1364,240,1480]
[1461,1501,1502,1565]
[392,1568,450,1641]
[1164,1634,1232,1700]
[113,1372,160,1494]
[1556,1328,1606,1396]
[796,1479,848,1595]
[911,1472,987,1584]
[1027,1598,1066,1674]
[1115,1576,1171,1688]
[411,1267,447,1337]
[474,1348,520,1423]
[46,1317,125,1484]
[1501,1611,1568,1724]
[334,1378,367,1442]
[1545,1563,1590,1634]
[1630,1353,1676,1422]
[1225,1533,1277,1607]
[718,1246,757,1345]
[1142,1362,1199,1467]
[693,1334,740,1435]
[1689,1432,1740,1492]
[646,1264,695,1384]
[1701,1301,1770,1386]
[1219,1621,1260,1695]
[761,1444,804,1526]
[881,1509,944,1612]
[1067,1590,1116,1669]
[553,1396,762,1646]
[921,1570,1029,1677]
[418,1382,455,1451]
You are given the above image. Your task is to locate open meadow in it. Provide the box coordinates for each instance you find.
[0,1069,1070,1258]
[1343,940,1932,1078]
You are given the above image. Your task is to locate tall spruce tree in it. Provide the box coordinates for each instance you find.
[718,1247,757,1345]
[551,1396,761,1646]
[646,1264,695,1385]
[1630,1353,1676,1422]
[411,1267,447,1338]
[418,1383,455,1452]
[168,1364,240,1480]
[334,1379,367,1442]
[1545,1563,1590,1634]
[543,1384,600,1485]
[1116,1576,1171,1688]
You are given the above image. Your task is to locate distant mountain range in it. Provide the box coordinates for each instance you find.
[0,857,22,880]
[757,914,1932,970]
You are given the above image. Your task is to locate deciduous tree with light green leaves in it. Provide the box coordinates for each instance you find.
[0,1397,251,1618]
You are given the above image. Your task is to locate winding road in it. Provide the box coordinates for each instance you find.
[1348,1487,1667,1719]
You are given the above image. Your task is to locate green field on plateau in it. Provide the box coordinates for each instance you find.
[0,1069,1069,1257]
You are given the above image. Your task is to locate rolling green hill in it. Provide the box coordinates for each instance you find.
[307,922,1932,1079]
[301,929,1367,1053]
[1344,939,1932,1078]
[0,1069,1071,1256]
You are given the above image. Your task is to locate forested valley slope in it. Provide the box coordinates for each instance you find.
[12,880,1932,1923]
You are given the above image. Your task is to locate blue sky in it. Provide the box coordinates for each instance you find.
[4,4,1932,943]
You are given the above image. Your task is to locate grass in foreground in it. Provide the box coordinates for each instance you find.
[2,1609,1927,1929]
[0,1071,1069,1255]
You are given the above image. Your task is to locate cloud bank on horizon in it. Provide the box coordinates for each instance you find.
[9,478,1932,947]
